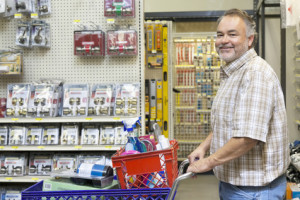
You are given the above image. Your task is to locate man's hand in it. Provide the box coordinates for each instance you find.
[187,157,213,173]
[188,148,205,164]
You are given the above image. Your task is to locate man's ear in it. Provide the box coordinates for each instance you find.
[248,35,254,48]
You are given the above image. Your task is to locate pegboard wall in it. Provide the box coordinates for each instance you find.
[0,0,145,98]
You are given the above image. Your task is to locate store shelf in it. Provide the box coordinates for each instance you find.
[175,65,195,68]
[196,109,211,113]
[0,176,50,183]
[177,139,203,144]
[0,116,137,124]
[174,86,196,89]
[196,66,220,70]
[0,145,122,151]
[175,106,195,110]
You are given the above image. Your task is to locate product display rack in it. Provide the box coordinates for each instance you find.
[172,33,223,160]
[0,0,145,188]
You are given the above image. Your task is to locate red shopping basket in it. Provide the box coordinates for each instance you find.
[112,140,179,189]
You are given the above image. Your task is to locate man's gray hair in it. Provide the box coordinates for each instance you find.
[217,8,257,49]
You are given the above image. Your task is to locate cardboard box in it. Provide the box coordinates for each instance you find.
[43,178,119,191]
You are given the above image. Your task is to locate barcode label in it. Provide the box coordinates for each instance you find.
[44,183,52,190]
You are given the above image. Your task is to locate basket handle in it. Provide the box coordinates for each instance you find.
[167,159,195,200]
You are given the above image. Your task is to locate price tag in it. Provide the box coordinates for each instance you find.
[5,177,12,181]
[85,118,93,121]
[31,13,38,19]
[35,118,43,121]
[0,146,4,149]
[113,117,120,121]
[11,146,19,149]
[74,145,82,149]
[11,118,19,121]
[107,18,115,24]
[14,14,22,19]
[74,20,81,23]
[37,146,45,149]
[32,177,39,181]
[105,146,112,149]
[152,50,157,53]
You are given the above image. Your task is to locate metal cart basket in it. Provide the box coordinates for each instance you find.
[21,160,193,200]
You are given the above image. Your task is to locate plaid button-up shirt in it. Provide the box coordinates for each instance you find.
[211,48,290,186]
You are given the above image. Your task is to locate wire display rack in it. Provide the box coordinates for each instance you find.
[173,34,223,159]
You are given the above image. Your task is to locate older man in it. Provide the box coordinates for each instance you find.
[188,8,290,199]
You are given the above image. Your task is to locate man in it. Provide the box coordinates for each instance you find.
[187,8,290,199]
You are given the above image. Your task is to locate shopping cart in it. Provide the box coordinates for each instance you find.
[21,159,194,200]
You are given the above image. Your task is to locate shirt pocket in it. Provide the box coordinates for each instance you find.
[212,97,233,128]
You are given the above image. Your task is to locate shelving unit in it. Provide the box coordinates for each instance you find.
[0,0,145,188]
[0,145,122,152]
[172,33,223,159]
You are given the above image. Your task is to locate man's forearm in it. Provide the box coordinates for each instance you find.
[187,136,258,173]
[197,132,213,152]
[207,137,258,168]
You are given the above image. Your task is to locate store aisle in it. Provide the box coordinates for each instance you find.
[174,174,219,200]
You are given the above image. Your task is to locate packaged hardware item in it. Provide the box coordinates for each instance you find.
[3,0,17,18]
[61,124,79,145]
[74,30,105,56]
[81,125,100,145]
[88,84,114,116]
[0,98,5,118]
[31,20,51,48]
[107,29,137,56]
[0,126,8,145]
[28,153,53,176]
[6,83,30,117]
[15,0,35,13]
[52,154,77,172]
[114,83,139,116]
[0,153,26,176]
[2,189,22,200]
[37,0,51,16]
[114,126,127,145]
[100,126,115,145]
[77,154,106,166]
[16,21,31,48]
[27,84,60,117]
[0,0,5,15]
[62,84,89,117]
[104,0,135,17]
[8,126,27,145]
[42,125,60,145]
[0,50,23,75]
[25,126,43,145]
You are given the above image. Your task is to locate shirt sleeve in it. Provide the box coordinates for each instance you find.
[232,70,274,142]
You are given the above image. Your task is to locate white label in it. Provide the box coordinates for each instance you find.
[78,163,93,177]
[44,183,52,190]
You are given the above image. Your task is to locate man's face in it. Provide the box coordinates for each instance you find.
[215,15,253,64]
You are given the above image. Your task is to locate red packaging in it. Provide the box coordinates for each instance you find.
[0,98,6,108]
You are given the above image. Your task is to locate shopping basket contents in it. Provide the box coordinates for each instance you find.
[112,139,179,189]
[50,163,114,188]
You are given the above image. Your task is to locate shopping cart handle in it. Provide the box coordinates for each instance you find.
[167,159,195,200]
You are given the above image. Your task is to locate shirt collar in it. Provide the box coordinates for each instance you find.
[221,48,257,77]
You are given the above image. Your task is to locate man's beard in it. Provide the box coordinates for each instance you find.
[217,40,249,64]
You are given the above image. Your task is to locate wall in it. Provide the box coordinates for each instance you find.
[286,27,299,142]
[145,0,253,12]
